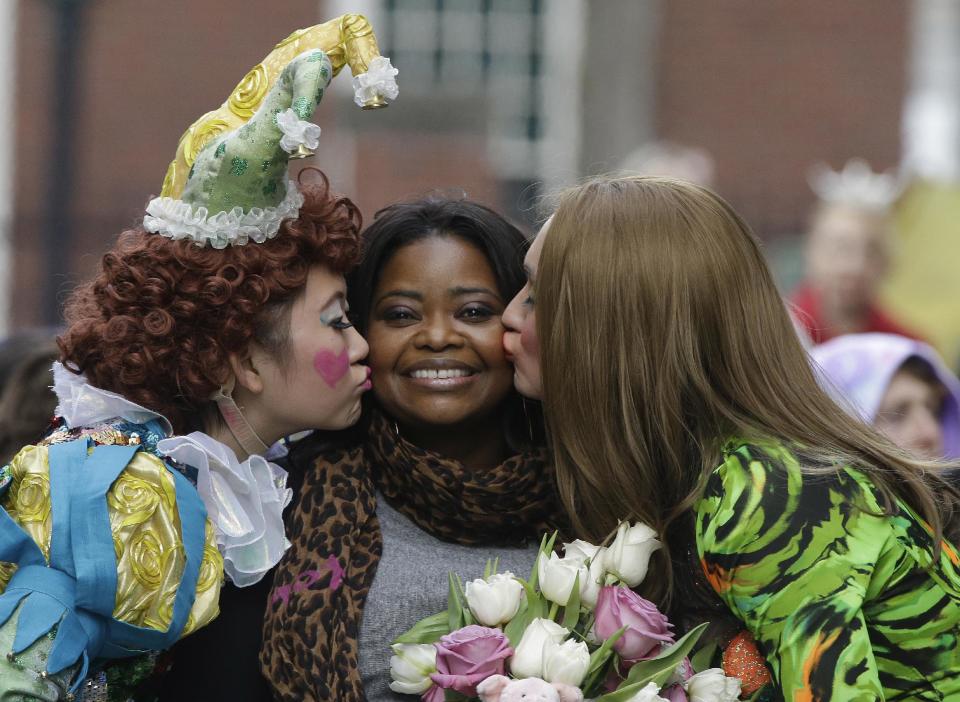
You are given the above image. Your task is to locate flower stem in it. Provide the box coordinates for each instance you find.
[582,612,595,636]
[548,601,559,621]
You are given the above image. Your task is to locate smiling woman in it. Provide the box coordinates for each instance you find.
[366,236,515,463]
[261,197,566,702]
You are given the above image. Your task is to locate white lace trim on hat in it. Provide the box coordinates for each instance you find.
[352,55,399,107]
[142,179,304,249]
[276,108,321,154]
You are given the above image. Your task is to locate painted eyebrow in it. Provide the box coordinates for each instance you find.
[318,291,348,321]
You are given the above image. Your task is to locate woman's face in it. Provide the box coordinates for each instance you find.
[503,217,548,400]
[875,368,946,460]
[367,236,514,429]
[253,264,371,436]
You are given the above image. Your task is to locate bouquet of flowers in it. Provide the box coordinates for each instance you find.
[387,522,745,702]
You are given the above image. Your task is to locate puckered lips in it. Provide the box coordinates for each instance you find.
[400,357,480,390]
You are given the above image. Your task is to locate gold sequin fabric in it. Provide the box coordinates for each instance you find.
[0,443,223,637]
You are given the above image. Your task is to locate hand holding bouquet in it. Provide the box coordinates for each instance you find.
[388,522,744,702]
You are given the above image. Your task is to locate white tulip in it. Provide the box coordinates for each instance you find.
[537,552,583,605]
[465,571,524,626]
[578,546,607,610]
[603,521,662,587]
[541,638,591,687]
[388,643,437,695]
[624,682,670,702]
[509,618,569,679]
[684,668,742,702]
[562,539,602,566]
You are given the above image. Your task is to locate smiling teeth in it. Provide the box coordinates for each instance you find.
[411,369,472,379]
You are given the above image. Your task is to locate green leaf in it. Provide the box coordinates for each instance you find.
[455,573,475,626]
[530,531,559,590]
[393,611,450,645]
[520,578,546,620]
[625,623,708,686]
[447,572,464,632]
[597,623,709,702]
[484,559,493,580]
[587,626,626,676]
[580,626,626,695]
[689,640,718,674]
[562,571,581,629]
[504,578,546,647]
[529,533,549,588]
[503,598,530,648]
[544,531,558,556]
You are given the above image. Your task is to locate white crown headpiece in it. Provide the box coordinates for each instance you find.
[807,158,904,212]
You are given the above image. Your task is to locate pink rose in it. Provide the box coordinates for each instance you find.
[594,586,674,661]
[430,625,514,696]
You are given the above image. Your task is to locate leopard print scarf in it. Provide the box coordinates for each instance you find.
[260,412,564,702]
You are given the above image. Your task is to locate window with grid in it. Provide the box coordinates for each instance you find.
[380,0,545,179]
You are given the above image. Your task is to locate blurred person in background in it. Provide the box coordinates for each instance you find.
[618,140,716,188]
[0,334,58,463]
[0,331,56,395]
[791,159,920,344]
[812,332,960,462]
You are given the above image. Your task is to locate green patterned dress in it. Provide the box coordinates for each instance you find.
[696,439,960,701]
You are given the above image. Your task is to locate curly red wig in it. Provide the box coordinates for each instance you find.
[58,170,362,434]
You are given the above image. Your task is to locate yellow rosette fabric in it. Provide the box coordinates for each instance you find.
[0,444,222,638]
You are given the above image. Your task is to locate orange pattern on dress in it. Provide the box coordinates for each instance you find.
[796,630,841,702]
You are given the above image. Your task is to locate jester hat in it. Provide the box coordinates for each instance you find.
[144,14,398,249]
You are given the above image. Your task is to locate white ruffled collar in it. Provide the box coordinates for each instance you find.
[51,362,291,586]
[53,361,173,435]
[156,433,292,587]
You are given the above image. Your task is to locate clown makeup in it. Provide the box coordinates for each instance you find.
[244,265,370,441]
[315,299,359,389]
[313,348,351,388]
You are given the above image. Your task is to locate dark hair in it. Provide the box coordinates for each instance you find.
[58,171,362,434]
[335,195,543,448]
[898,356,944,391]
[348,196,528,334]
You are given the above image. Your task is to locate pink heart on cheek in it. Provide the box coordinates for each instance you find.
[313,348,350,388]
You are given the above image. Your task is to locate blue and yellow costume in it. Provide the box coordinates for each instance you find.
[0,372,224,700]
[0,13,397,700]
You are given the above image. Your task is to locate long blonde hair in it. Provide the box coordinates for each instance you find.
[537,175,959,605]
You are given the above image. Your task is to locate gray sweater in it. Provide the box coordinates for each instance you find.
[358,494,540,701]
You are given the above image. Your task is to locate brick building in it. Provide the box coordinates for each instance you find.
[5,0,920,329]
